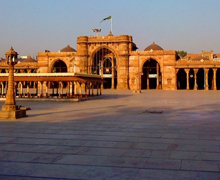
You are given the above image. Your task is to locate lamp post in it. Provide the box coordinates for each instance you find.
[0,47,27,119]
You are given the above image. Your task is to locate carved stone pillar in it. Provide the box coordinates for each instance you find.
[147,67,149,89]
[74,82,77,98]
[27,82,30,98]
[1,82,4,97]
[185,69,190,90]
[66,82,70,97]
[213,68,217,90]
[156,63,159,89]
[194,69,198,90]
[40,82,43,98]
[60,82,63,98]
[111,59,115,89]
[205,69,209,90]
[35,82,38,97]
[69,82,73,97]
[45,82,48,97]
[79,83,82,99]
[101,61,104,89]
[20,82,23,98]
[85,83,88,97]
[175,69,179,90]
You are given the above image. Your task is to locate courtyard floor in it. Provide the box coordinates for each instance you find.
[0,89,220,180]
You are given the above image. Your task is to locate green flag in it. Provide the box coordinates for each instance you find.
[100,16,112,23]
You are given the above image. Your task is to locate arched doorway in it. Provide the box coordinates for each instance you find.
[197,68,205,90]
[141,59,161,89]
[92,48,117,89]
[52,60,67,73]
[177,69,186,89]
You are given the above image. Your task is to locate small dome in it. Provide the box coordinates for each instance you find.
[60,45,76,52]
[22,56,37,62]
[192,56,209,61]
[144,42,163,51]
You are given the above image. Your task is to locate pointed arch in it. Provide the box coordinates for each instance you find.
[141,58,161,89]
[50,59,67,73]
[90,46,118,89]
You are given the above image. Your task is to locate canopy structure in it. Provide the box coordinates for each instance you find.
[0,73,103,100]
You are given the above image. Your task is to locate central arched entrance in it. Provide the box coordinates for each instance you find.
[141,59,161,89]
[91,48,117,89]
[52,60,67,73]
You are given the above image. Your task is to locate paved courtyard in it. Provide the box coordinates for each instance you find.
[0,90,220,180]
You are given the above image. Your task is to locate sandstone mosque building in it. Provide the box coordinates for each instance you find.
[1,32,220,92]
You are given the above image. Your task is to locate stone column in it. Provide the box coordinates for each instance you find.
[185,69,190,90]
[85,83,88,97]
[66,82,69,97]
[74,82,77,98]
[40,82,43,98]
[205,69,209,90]
[35,82,38,97]
[79,83,82,99]
[45,82,48,97]
[175,69,179,90]
[27,82,30,98]
[111,59,115,89]
[60,82,63,98]
[147,68,149,89]
[213,68,217,90]
[20,82,23,97]
[156,63,159,89]
[1,82,4,97]
[194,69,198,90]
[101,61,104,89]
[69,82,73,97]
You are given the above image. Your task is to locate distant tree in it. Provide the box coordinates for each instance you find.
[177,50,187,58]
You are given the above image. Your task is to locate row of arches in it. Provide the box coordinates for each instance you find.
[4,45,220,91]
[177,68,220,90]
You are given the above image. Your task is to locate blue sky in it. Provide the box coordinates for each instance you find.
[0,0,219,58]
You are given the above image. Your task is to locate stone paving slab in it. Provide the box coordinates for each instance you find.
[0,90,220,179]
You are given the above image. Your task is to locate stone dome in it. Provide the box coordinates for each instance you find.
[22,56,37,62]
[144,42,163,51]
[60,45,76,52]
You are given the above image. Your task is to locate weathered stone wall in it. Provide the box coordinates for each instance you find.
[37,52,75,73]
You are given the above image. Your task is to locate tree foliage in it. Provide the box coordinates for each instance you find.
[177,50,187,58]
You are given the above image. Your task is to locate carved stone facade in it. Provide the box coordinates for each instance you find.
[1,34,220,91]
